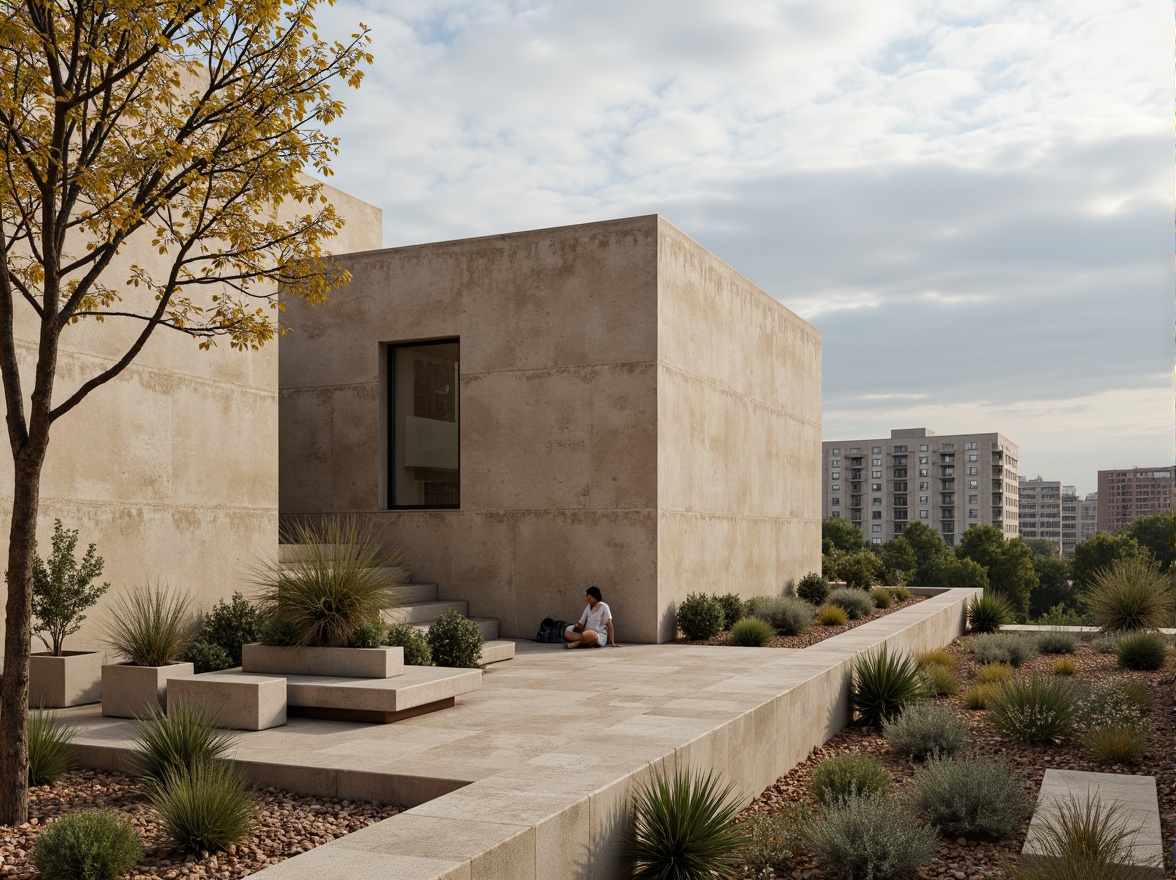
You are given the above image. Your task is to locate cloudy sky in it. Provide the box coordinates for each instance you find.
[319,0,1171,495]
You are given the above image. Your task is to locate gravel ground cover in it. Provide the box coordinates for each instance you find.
[0,770,400,880]
[738,634,1176,879]
[679,595,926,649]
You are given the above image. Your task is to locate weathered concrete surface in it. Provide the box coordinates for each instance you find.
[63,587,978,880]
[0,181,381,657]
[279,215,820,643]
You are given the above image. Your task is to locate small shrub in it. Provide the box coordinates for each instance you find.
[967,591,1014,634]
[625,767,744,880]
[796,572,829,606]
[193,592,263,667]
[869,587,892,609]
[131,703,234,785]
[677,592,724,641]
[1010,793,1144,880]
[907,755,1031,839]
[817,604,847,626]
[147,761,257,855]
[427,610,484,668]
[31,520,110,657]
[747,596,815,635]
[839,550,883,590]
[347,617,388,648]
[28,711,76,786]
[806,793,937,880]
[850,647,922,727]
[916,649,956,670]
[973,633,1035,667]
[383,622,432,665]
[182,641,233,674]
[1035,630,1078,655]
[730,616,775,647]
[964,683,1000,710]
[713,593,745,630]
[1074,680,1153,732]
[883,702,967,760]
[1086,726,1143,765]
[975,662,1014,684]
[1114,631,1167,671]
[257,614,299,646]
[889,585,911,601]
[1053,658,1076,677]
[101,582,194,667]
[1035,603,1084,627]
[988,675,1076,744]
[919,663,958,697]
[1088,633,1120,654]
[738,804,811,876]
[1085,557,1173,632]
[809,755,890,807]
[1113,680,1155,714]
[827,587,874,620]
[32,811,142,880]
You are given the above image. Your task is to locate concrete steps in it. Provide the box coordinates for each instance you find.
[386,599,470,625]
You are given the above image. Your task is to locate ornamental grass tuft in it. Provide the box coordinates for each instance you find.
[850,646,922,728]
[1009,793,1148,880]
[916,649,956,670]
[101,581,194,667]
[32,811,142,880]
[805,793,938,880]
[987,675,1076,745]
[1086,726,1144,765]
[817,604,848,626]
[131,702,234,785]
[809,755,890,807]
[625,767,744,880]
[146,761,257,855]
[919,663,958,697]
[869,587,892,609]
[975,662,1014,684]
[1085,557,1173,632]
[964,683,1000,710]
[1114,631,1168,671]
[1053,658,1077,677]
[28,710,76,786]
[882,702,967,761]
[889,585,912,601]
[729,616,775,647]
[906,755,1031,839]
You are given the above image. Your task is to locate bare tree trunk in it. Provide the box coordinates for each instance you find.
[0,448,47,825]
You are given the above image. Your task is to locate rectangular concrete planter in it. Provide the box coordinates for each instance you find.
[101,662,195,718]
[29,651,103,708]
[168,673,287,731]
[241,643,404,679]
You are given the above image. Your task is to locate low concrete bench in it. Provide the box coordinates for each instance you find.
[1024,769,1164,879]
[283,666,482,723]
[168,672,287,731]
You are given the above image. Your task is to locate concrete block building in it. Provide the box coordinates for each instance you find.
[821,428,1019,547]
[1097,467,1174,531]
[278,215,823,643]
[1018,476,1063,553]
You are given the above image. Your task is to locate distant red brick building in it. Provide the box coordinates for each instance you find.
[1096,466,1174,532]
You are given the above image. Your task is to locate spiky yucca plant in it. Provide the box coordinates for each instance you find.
[256,516,407,647]
[131,703,235,785]
[967,591,1014,634]
[27,711,76,786]
[101,582,193,666]
[1085,557,1173,632]
[626,767,744,880]
[850,646,922,728]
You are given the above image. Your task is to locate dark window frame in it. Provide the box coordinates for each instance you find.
[387,338,461,510]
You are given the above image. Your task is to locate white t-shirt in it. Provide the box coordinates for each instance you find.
[578,601,612,634]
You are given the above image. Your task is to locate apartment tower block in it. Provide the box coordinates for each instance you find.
[822,428,1019,547]
[1097,467,1174,532]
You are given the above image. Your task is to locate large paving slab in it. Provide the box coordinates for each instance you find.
[62,586,978,880]
[1024,769,1164,879]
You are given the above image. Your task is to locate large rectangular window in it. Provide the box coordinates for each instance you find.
[389,339,460,508]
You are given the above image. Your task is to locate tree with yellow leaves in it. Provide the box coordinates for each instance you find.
[0,0,371,822]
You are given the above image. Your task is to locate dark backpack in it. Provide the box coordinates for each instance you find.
[535,617,567,643]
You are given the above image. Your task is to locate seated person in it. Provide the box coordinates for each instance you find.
[564,586,619,648]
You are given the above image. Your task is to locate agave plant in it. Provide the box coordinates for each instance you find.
[626,767,744,880]
[254,516,407,647]
[850,646,922,728]
[967,591,1014,634]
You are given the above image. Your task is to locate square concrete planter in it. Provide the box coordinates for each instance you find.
[101,662,195,718]
[29,651,104,708]
[241,643,403,679]
[168,673,287,731]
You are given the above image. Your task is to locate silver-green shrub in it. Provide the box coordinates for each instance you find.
[746,596,815,635]
[988,676,1076,744]
[827,587,874,620]
[882,702,967,760]
[806,793,938,880]
[809,754,890,807]
[1034,630,1078,655]
[730,616,775,647]
[907,755,1031,839]
[973,632,1036,667]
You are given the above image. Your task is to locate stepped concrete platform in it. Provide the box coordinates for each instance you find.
[1024,769,1164,879]
[285,667,483,723]
[61,587,978,880]
[479,641,516,665]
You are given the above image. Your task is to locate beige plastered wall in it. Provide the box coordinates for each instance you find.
[280,215,822,643]
[654,219,822,640]
[0,180,381,658]
[280,217,664,642]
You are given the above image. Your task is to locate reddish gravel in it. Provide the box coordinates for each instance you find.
[679,595,926,649]
[0,771,399,880]
[737,635,1176,879]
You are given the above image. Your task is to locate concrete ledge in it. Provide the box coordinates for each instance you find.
[1024,769,1164,880]
[284,666,482,713]
[168,672,287,731]
[242,643,404,679]
[479,640,516,665]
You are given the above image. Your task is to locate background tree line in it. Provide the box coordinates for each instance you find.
[820,512,1175,623]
